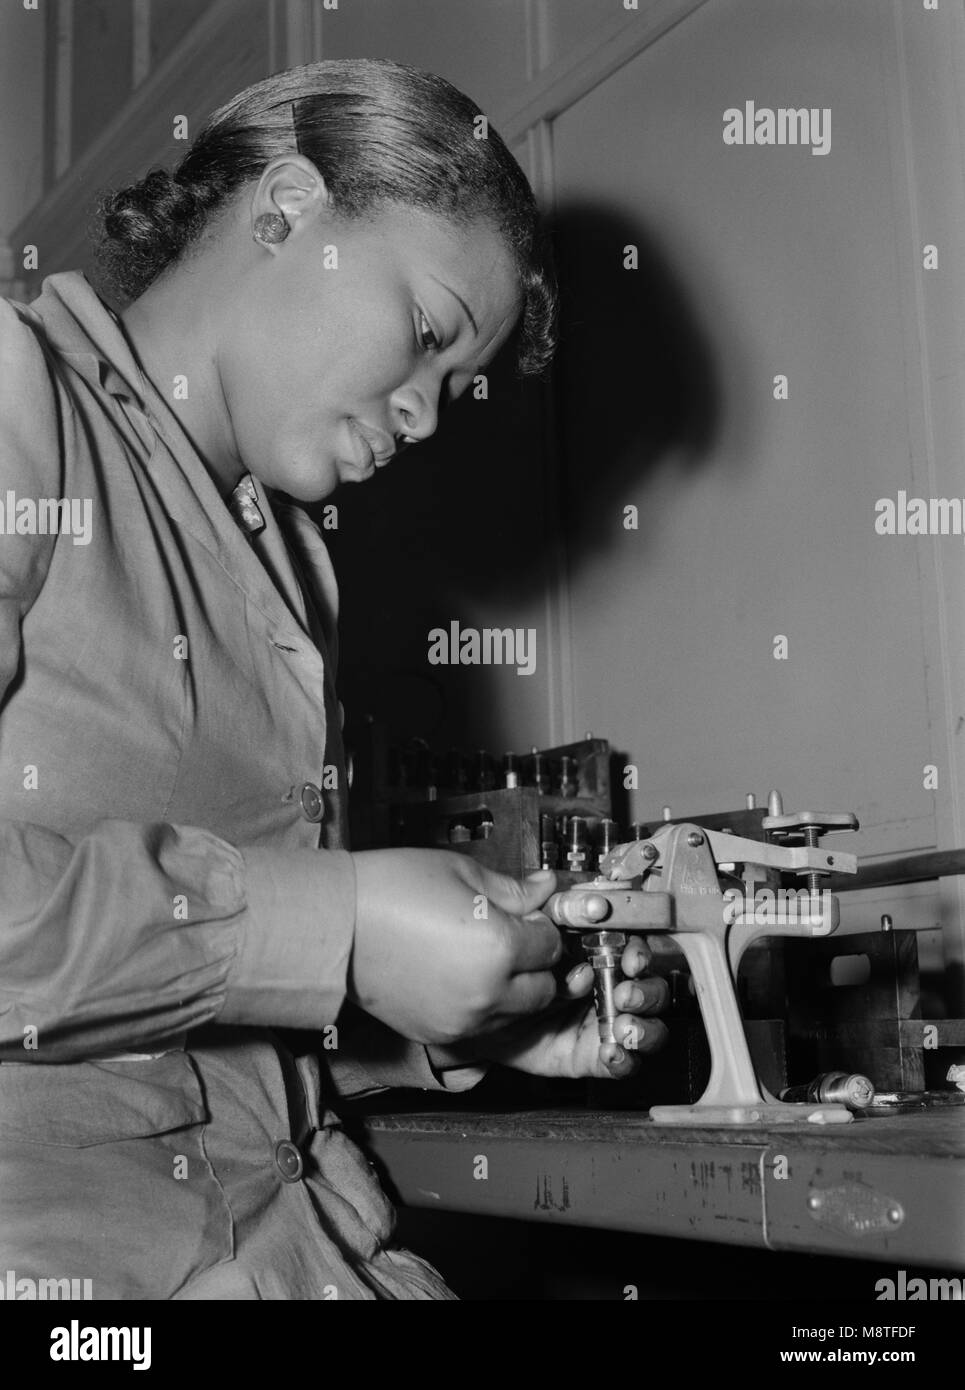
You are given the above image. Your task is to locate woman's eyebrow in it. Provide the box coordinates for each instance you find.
[427,274,479,336]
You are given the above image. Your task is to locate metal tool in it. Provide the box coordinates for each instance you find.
[780,1071,875,1110]
[545,796,860,1125]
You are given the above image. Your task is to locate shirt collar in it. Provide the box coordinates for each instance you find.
[24,270,322,642]
[26,270,150,410]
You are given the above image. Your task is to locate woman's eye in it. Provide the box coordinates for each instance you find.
[418,312,441,352]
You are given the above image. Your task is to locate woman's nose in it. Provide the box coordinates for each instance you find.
[392,385,440,443]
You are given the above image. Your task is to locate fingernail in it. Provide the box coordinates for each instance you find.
[625,986,645,1009]
[566,962,591,985]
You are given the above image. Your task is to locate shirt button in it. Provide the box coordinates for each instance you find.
[300,782,324,822]
[274,1140,304,1183]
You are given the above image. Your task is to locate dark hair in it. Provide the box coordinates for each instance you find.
[93,58,556,375]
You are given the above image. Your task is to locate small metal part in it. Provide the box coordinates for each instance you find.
[686,831,704,848]
[641,842,659,863]
[502,752,519,789]
[565,816,589,872]
[881,913,893,933]
[559,754,576,799]
[767,789,784,817]
[473,809,495,840]
[597,818,619,859]
[805,1183,905,1236]
[449,821,471,845]
[745,793,756,810]
[762,809,859,897]
[582,929,629,1047]
[630,823,650,841]
[780,1071,875,1110]
[529,746,549,795]
[662,805,673,821]
[865,1089,965,1114]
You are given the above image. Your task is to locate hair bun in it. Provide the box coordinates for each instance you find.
[94,167,210,300]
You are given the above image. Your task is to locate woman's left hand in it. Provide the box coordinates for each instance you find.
[429,935,669,1080]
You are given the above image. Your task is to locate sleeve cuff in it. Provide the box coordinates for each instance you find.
[326,1014,490,1097]
[218,847,356,1029]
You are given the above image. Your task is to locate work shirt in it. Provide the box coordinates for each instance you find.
[0,271,481,1299]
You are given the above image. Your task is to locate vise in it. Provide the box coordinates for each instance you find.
[546,797,859,1126]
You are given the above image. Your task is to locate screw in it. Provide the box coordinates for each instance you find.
[641,842,659,862]
[687,831,704,848]
[802,824,823,897]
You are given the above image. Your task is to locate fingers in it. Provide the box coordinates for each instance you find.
[614,974,669,1015]
[599,1016,669,1076]
[499,911,563,974]
[478,865,557,917]
[561,959,594,998]
[559,940,668,1012]
[621,935,653,977]
[498,965,562,1018]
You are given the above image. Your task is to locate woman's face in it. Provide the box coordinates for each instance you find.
[216,196,523,502]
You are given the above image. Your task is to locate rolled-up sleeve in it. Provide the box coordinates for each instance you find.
[225,845,355,1028]
[0,820,357,1061]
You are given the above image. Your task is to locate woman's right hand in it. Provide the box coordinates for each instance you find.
[347,849,562,1045]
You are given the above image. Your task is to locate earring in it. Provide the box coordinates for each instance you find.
[252,213,290,245]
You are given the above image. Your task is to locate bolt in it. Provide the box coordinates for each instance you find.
[662,805,673,821]
[881,914,893,933]
[687,831,704,848]
[767,789,784,817]
[746,793,756,809]
[802,824,823,897]
[641,842,658,862]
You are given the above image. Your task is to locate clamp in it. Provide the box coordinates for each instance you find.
[545,798,859,1126]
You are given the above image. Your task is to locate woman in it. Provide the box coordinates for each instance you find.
[0,59,667,1300]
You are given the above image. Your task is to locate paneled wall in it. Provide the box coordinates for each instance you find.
[5,0,965,982]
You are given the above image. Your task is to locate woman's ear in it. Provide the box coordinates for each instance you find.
[251,155,334,235]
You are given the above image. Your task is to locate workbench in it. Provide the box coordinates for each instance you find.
[364,1107,965,1268]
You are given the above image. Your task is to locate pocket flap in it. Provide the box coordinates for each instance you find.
[0,1052,207,1146]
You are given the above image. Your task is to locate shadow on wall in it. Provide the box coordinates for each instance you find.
[321,201,723,743]
[549,200,722,577]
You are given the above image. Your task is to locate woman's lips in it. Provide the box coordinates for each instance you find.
[350,418,395,470]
